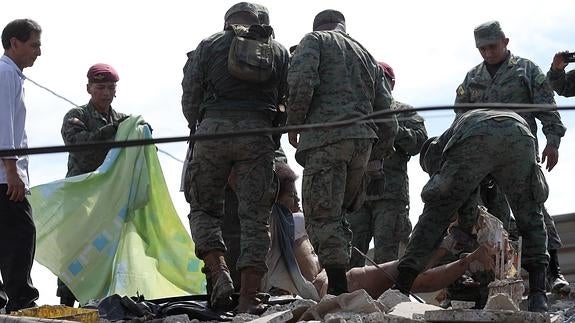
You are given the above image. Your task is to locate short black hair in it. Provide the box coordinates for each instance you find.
[275,161,298,197]
[2,19,42,50]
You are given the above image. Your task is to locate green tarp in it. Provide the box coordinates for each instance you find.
[30,116,205,304]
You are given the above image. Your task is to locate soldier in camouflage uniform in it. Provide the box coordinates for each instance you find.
[59,63,129,307]
[287,9,398,295]
[185,2,289,313]
[455,21,568,296]
[394,108,550,313]
[547,51,575,97]
[349,62,427,267]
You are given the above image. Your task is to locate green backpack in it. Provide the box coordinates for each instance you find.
[228,24,275,83]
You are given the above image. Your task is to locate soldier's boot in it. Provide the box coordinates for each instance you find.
[237,267,265,314]
[202,250,234,310]
[547,249,569,292]
[59,296,75,307]
[325,267,348,296]
[527,264,548,313]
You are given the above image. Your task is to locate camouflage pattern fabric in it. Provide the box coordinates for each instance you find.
[398,109,549,274]
[181,50,198,129]
[455,52,565,252]
[349,199,411,267]
[187,29,289,128]
[61,102,127,177]
[186,24,288,272]
[349,101,427,267]
[455,52,565,152]
[287,30,398,166]
[287,29,398,268]
[302,139,372,268]
[188,115,276,272]
[547,68,575,98]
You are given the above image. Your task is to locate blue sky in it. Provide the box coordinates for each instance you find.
[2,0,575,305]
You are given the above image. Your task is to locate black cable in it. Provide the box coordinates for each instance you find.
[0,103,573,158]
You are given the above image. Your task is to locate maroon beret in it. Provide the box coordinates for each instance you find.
[378,61,395,83]
[87,63,119,83]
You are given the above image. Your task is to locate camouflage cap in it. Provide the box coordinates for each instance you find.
[224,2,259,22]
[474,20,505,48]
[313,9,345,31]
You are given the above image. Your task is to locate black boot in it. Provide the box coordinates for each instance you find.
[326,267,348,295]
[392,267,420,297]
[547,249,569,292]
[526,264,548,313]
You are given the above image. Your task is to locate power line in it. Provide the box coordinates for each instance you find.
[1,103,573,158]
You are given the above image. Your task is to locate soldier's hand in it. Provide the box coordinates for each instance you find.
[118,115,130,123]
[139,121,153,133]
[541,144,559,171]
[5,171,25,202]
[288,131,299,148]
[552,51,569,71]
[98,123,118,139]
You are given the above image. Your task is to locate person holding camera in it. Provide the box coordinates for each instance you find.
[547,51,575,97]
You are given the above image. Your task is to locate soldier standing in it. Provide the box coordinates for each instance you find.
[349,62,427,267]
[456,21,568,300]
[185,2,289,313]
[59,63,130,306]
[287,9,398,295]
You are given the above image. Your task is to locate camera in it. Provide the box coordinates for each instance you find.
[562,51,575,63]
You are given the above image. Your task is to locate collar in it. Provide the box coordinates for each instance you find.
[0,55,25,79]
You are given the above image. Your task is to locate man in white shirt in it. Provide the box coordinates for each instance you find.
[0,18,42,313]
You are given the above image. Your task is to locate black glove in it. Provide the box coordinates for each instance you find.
[139,121,153,134]
[98,123,118,139]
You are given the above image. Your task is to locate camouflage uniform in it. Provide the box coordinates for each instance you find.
[59,102,126,301]
[455,52,566,251]
[349,101,427,267]
[61,103,127,177]
[287,29,398,268]
[398,109,549,274]
[547,67,575,97]
[187,27,289,272]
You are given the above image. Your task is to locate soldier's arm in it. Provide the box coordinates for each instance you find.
[547,67,575,98]
[530,66,566,149]
[61,108,117,145]
[371,67,398,160]
[394,108,428,156]
[188,44,208,132]
[181,50,197,129]
[286,33,321,126]
[454,74,472,115]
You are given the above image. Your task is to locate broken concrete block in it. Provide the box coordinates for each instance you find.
[323,311,362,323]
[156,314,191,323]
[424,309,550,323]
[388,302,443,320]
[299,289,381,321]
[484,293,519,311]
[231,313,259,323]
[245,309,292,323]
[377,289,411,312]
[362,311,422,323]
[450,300,475,309]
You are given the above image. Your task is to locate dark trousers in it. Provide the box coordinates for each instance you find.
[0,184,39,311]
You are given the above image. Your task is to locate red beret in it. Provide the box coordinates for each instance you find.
[378,61,395,83]
[87,63,119,83]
